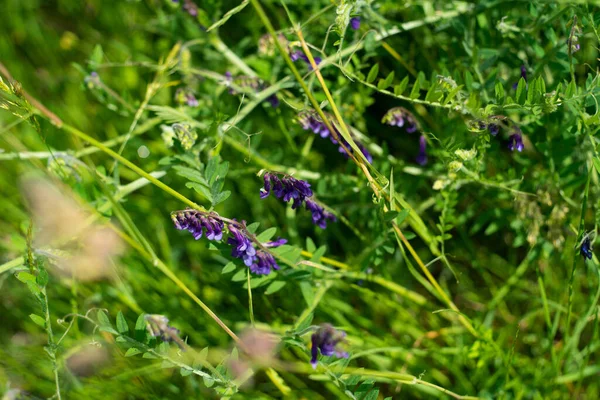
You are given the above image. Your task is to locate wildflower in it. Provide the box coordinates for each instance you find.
[227,223,257,266]
[508,130,524,152]
[305,199,337,229]
[290,51,322,70]
[581,236,593,260]
[264,237,288,248]
[145,314,186,349]
[175,88,199,107]
[350,17,361,30]
[252,251,280,275]
[382,107,418,133]
[260,172,313,209]
[310,324,348,369]
[172,210,224,241]
[416,135,428,166]
[297,110,372,162]
[567,16,582,56]
[182,0,198,17]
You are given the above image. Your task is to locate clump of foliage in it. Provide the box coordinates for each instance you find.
[2,0,600,399]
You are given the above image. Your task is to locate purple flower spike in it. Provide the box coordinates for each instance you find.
[172,210,224,242]
[261,172,313,207]
[310,324,348,369]
[251,251,280,275]
[228,224,257,267]
[581,236,593,260]
[291,51,321,70]
[508,131,524,152]
[305,199,336,229]
[350,17,361,30]
[382,107,419,134]
[416,135,428,166]
[297,111,372,162]
[265,238,288,248]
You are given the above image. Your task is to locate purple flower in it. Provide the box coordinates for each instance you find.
[416,135,428,166]
[227,224,257,267]
[310,324,348,369]
[172,210,224,241]
[350,17,361,30]
[145,314,184,348]
[251,251,280,275]
[305,199,336,229]
[581,236,593,260]
[382,107,419,134]
[508,131,524,152]
[182,0,198,17]
[297,111,372,162]
[290,51,321,70]
[265,237,288,248]
[261,172,313,209]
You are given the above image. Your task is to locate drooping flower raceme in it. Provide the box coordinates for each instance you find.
[172,210,224,241]
[290,51,322,70]
[508,129,524,152]
[172,210,285,275]
[228,223,283,275]
[297,110,373,163]
[581,236,593,260]
[310,324,348,369]
[260,172,337,229]
[145,314,185,349]
[382,107,419,133]
[416,135,428,166]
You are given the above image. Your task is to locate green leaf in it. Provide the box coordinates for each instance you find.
[29,314,46,328]
[256,227,277,242]
[97,310,119,335]
[265,280,286,295]
[174,165,207,185]
[366,64,379,84]
[394,76,409,96]
[185,182,212,202]
[89,44,104,69]
[116,311,129,335]
[134,314,147,342]
[222,262,236,274]
[16,272,36,284]
[212,190,231,206]
[384,211,399,222]
[516,77,527,105]
[246,222,260,233]
[464,70,473,91]
[125,348,142,357]
[299,281,314,306]
[593,157,600,175]
[36,269,49,287]
[396,209,410,225]
[231,269,247,282]
[409,79,421,99]
[495,81,505,103]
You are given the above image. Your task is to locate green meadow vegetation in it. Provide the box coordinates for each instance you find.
[2,0,600,398]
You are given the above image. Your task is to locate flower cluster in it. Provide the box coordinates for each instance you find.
[290,51,322,70]
[382,107,418,133]
[310,324,348,369]
[174,88,199,107]
[416,135,428,166]
[261,172,336,229]
[145,314,185,349]
[581,236,594,260]
[350,17,361,30]
[224,72,279,107]
[172,210,286,275]
[172,210,224,240]
[508,129,524,152]
[297,111,373,163]
[228,223,285,275]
